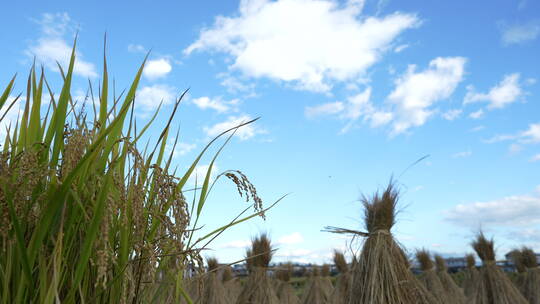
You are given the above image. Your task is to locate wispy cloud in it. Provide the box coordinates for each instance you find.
[500,21,540,45]
[469,109,484,119]
[464,73,524,109]
[452,150,472,158]
[442,109,462,121]
[484,123,540,145]
[128,44,146,53]
[191,96,239,113]
[445,186,540,227]
[135,84,177,112]
[203,115,265,140]
[530,153,540,162]
[26,13,97,78]
[276,232,304,245]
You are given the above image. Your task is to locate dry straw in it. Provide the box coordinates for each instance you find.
[236,234,280,304]
[330,250,351,304]
[275,263,299,304]
[462,254,480,300]
[222,265,241,303]
[416,250,447,303]
[434,254,466,304]
[201,257,229,304]
[471,232,528,304]
[518,247,540,304]
[321,264,334,297]
[326,182,437,304]
[301,266,330,304]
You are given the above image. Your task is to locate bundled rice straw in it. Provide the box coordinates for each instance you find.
[330,250,351,304]
[236,234,280,304]
[275,263,299,304]
[462,254,480,300]
[201,257,229,304]
[471,232,528,304]
[223,265,241,303]
[434,255,466,304]
[509,249,527,294]
[325,182,437,304]
[301,267,330,304]
[416,250,447,303]
[519,247,540,304]
[321,264,334,297]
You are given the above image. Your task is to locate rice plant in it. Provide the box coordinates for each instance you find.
[0,39,279,303]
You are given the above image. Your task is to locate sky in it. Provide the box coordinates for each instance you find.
[0,0,539,265]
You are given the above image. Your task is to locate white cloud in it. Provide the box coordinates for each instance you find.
[184,0,419,92]
[464,74,523,109]
[307,57,466,135]
[469,125,485,132]
[276,249,313,258]
[136,84,176,111]
[219,240,251,249]
[191,96,239,113]
[521,123,540,144]
[167,142,197,159]
[394,44,409,53]
[509,143,523,154]
[469,109,484,119]
[507,228,540,242]
[277,232,304,245]
[305,101,345,118]
[452,150,472,158]
[501,22,540,45]
[445,189,540,227]
[305,87,392,132]
[128,44,146,53]
[530,154,540,162]
[203,115,263,140]
[188,164,220,187]
[485,123,540,145]
[27,13,97,78]
[218,73,256,95]
[0,96,24,139]
[143,58,172,80]
[442,109,462,121]
[387,57,466,134]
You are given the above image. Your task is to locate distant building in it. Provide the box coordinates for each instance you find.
[503,251,540,272]
[444,257,468,273]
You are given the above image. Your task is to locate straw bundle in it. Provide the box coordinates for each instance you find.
[434,255,466,304]
[330,250,351,304]
[301,267,330,304]
[509,249,527,295]
[223,265,241,303]
[201,257,230,304]
[416,250,447,303]
[321,264,334,297]
[236,234,280,304]
[519,247,540,304]
[275,263,299,304]
[471,232,528,304]
[326,182,437,304]
[462,254,480,300]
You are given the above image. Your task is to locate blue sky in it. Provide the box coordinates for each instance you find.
[1,0,540,264]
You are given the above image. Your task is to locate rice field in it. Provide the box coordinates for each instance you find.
[1,42,539,304]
